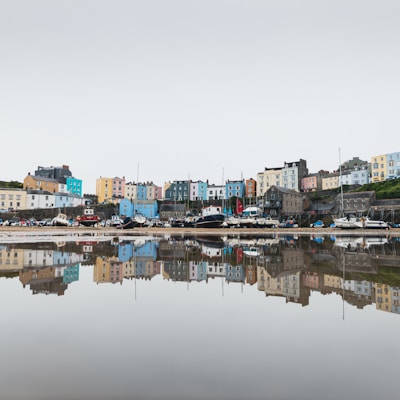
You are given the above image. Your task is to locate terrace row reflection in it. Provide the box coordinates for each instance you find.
[1,234,399,315]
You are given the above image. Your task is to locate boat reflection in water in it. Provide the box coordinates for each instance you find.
[1,233,399,314]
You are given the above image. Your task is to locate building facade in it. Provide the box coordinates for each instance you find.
[24,174,60,193]
[386,151,400,180]
[0,188,27,211]
[225,180,245,199]
[371,154,387,183]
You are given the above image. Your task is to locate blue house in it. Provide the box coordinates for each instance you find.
[137,184,147,200]
[225,180,245,199]
[119,199,159,219]
[119,199,134,217]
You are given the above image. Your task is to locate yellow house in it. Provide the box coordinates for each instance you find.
[256,168,282,197]
[322,173,340,191]
[96,177,113,203]
[0,188,27,211]
[371,154,387,183]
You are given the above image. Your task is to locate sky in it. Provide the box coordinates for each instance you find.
[1,0,399,194]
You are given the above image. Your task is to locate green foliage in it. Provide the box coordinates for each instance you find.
[354,179,400,199]
[0,181,23,188]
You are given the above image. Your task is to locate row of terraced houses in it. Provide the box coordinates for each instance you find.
[1,152,399,212]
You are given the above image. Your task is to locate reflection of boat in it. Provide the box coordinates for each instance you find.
[194,206,225,228]
[243,247,259,257]
[334,236,364,249]
[334,236,389,249]
[51,213,69,226]
[76,208,101,227]
[362,237,389,248]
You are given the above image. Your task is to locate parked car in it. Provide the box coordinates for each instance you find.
[38,218,52,226]
[6,217,21,226]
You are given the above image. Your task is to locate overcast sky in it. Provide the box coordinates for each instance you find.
[1,0,399,194]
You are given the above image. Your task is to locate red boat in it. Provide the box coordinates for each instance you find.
[76,207,100,227]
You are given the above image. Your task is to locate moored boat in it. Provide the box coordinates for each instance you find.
[362,217,390,229]
[333,215,364,229]
[117,213,147,229]
[76,207,101,227]
[194,205,225,228]
[255,216,280,228]
[51,213,70,226]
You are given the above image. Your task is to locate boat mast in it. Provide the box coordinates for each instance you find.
[339,148,344,216]
[187,173,190,212]
[135,162,140,217]
[221,167,225,215]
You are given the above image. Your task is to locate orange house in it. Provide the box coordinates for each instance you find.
[23,174,60,193]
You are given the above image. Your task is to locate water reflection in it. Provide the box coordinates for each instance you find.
[1,233,399,315]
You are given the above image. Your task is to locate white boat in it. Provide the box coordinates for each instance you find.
[362,217,390,229]
[333,215,364,229]
[107,215,124,227]
[51,213,69,226]
[224,215,241,228]
[255,216,280,228]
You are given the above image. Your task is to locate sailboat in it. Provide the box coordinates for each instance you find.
[333,148,363,229]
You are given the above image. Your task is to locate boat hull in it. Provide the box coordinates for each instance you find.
[77,218,100,227]
[363,220,390,229]
[194,214,225,229]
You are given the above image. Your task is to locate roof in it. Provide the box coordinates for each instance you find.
[26,175,60,183]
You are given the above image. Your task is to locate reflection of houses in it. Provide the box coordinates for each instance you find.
[158,240,186,260]
[323,274,342,293]
[346,280,374,309]
[225,264,245,284]
[63,264,79,284]
[23,249,54,268]
[257,268,310,306]
[375,284,400,313]
[207,262,226,279]
[264,248,305,278]
[302,272,323,291]
[338,252,378,274]
[19,267,67,296]
[189,261,208,282]
[244,265,257,286]
[0,246,24,272]
[162,260,189,282]
[93,256,124,284]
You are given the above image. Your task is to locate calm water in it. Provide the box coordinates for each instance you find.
[1,232,400,400]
